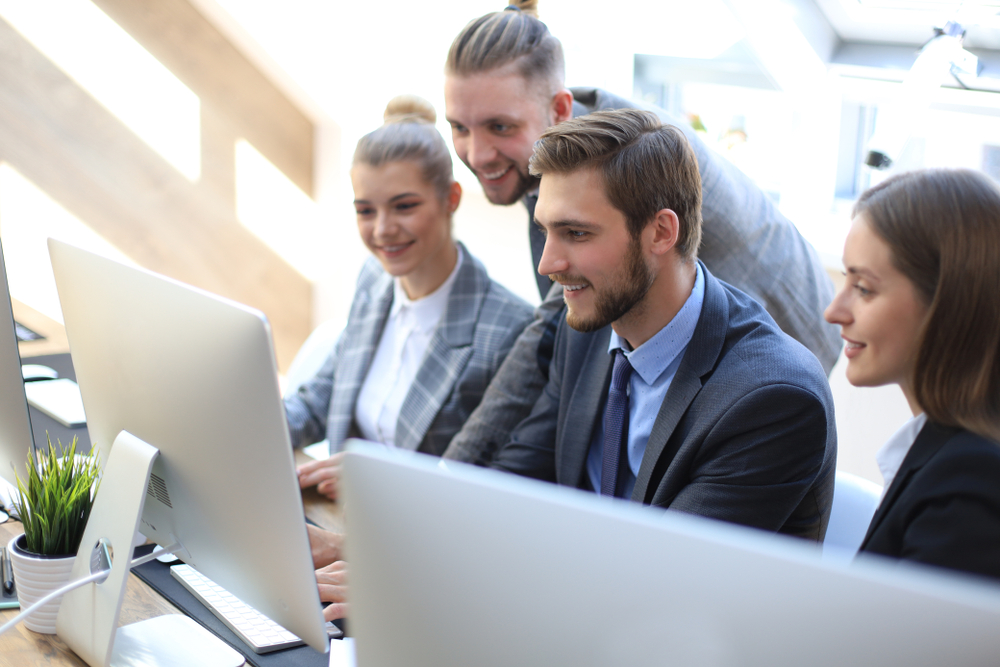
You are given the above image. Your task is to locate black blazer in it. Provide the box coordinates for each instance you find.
[860,421,1000,581]
[492,264,837,540]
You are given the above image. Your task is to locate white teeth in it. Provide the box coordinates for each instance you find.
[381,244,410,253]
[564,284,585,292]
[480,167,510,180]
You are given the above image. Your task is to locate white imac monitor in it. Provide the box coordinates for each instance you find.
[342,442,1000,667]
[0,237,35,489]
[46,239,327,663]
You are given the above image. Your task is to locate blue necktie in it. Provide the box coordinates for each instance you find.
[601,350,633,497]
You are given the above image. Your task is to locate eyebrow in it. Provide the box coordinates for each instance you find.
[845,266,879,282]
[540,219,600,231]
[446,115,517,127]
[353,193,421,205]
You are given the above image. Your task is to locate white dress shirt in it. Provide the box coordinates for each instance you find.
[874,412,928,501]
[355,247,463,446]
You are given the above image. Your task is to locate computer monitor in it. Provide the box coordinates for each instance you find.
[46,239,327,664]
[0,237,36,490]
[341,442,1000,667]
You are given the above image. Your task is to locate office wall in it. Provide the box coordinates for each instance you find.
[0,0,326,372]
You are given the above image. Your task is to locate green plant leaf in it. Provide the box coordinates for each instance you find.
[11,434,102,556]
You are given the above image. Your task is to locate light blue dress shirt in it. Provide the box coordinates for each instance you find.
[586,263,705,498]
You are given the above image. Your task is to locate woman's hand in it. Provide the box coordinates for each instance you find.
[297,452,346,500]
[317,560,349,621]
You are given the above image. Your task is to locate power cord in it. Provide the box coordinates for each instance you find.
[0,542,180,636]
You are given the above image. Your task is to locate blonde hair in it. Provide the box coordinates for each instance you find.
[446,1,564,96]
[855,169,1000,441]
[353,95,453,200]
[529,109,703,260]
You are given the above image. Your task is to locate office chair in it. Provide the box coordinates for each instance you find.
[822,470,883,562]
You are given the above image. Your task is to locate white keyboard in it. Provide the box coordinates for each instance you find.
[170,564,313,654]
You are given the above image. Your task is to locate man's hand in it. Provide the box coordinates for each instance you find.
[317,560,348,621]
[307,524,343,569]
[297,452,345,500]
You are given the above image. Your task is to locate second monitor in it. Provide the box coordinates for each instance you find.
[47,239,328,664]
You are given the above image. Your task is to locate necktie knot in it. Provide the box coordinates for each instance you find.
[610,349,632,393]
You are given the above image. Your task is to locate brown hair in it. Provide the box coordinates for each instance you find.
[446,1,564,96]
[528,108,703,260]
[353,95,453,200]
[854,168,1000,441]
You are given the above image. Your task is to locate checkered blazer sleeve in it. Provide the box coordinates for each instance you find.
[284,258,389,449]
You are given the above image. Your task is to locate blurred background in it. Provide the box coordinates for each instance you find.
[3,0,999,482]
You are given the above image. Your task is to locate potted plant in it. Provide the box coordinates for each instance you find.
[7,435,101,634]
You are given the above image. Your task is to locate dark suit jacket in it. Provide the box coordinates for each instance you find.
[492,264,837,540]
[860,422,1000,581]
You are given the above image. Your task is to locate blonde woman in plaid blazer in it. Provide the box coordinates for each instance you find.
[287,96,533,501]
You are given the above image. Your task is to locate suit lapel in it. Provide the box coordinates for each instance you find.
[632,264,728,502]
[860,421,958,548]
[395,246,484,451]
[327,270,394,446]
[557,327,614,488]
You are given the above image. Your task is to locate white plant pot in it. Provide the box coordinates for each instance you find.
[7,534,76,634]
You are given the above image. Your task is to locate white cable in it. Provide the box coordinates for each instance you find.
[0,541,182,636]
[129,542,180,568]
[0,568,107,636]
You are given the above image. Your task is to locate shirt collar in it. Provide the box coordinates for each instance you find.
[608,262,705,385]
[875,412,927,499]
[391,245,464,331]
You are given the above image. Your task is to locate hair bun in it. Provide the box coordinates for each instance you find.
[384,95,436,125]
[504,0,539,18]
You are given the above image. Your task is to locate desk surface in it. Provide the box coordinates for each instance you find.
[12,298,70,359]
[0,454,340,667]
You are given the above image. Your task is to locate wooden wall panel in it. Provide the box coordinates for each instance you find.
[0,15,312,371]
[92,0,314,198]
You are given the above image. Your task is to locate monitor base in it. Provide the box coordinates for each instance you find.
[110,614,244,667]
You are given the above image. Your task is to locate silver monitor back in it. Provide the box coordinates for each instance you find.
[48,239,328,652]
[0,237,35,488]
[342,442,1000,667]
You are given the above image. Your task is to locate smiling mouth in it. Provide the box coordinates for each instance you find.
[842,337,866,357]
[478,166,512,182]
[552,276,590,293]
[377,241,415,255]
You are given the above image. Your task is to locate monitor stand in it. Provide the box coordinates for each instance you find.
[55,430,243,667]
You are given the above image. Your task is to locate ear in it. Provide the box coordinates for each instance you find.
[447,181,462,214]
[550,89,574,125]
[648,208,680,257]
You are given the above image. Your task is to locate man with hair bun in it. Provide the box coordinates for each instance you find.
[442,1,841,466]
[487,108,836,538]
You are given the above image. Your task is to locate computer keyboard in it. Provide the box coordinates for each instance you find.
[170,563,333,654]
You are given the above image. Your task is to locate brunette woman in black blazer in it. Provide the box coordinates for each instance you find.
[825,169,1000,582]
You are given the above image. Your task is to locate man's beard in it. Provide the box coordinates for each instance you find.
[560,236,654,333]
[467,160,539,206]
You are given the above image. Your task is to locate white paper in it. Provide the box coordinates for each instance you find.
[303,440,331,461]
[328,637,356,667]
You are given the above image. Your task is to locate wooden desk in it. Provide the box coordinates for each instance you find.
[0,451,341,667]
[12,298,70,359]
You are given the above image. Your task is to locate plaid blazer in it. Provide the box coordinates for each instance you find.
[285,243,533,456]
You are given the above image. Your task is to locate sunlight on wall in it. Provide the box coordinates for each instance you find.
[0,164,135,324]
[549,0,744,94]
[0,0,201,181]
[235,139,329,281]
